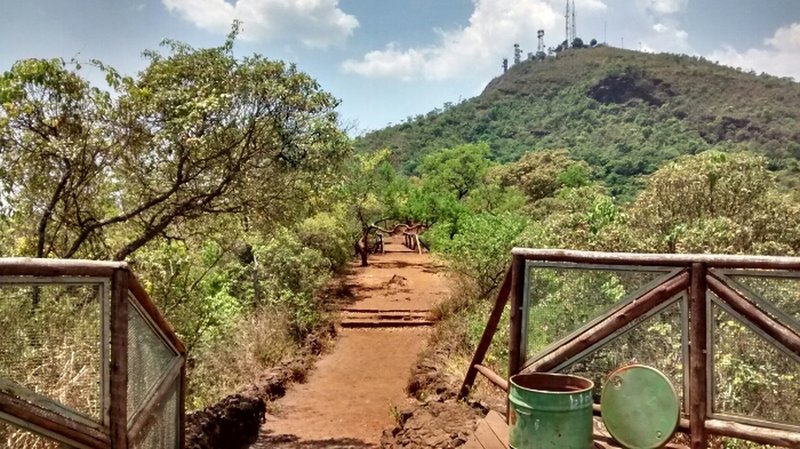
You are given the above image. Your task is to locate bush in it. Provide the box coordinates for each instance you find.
[433,212,529,298]
[253,227,332,338]
[295,208,353,273]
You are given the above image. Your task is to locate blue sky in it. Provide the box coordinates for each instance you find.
[1,0,798,133]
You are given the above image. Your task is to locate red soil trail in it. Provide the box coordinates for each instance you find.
[251,235,449,448]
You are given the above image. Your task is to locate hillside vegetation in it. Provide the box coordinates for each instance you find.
[356,46,800,197]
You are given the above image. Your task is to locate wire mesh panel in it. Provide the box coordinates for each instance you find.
[711,297,800,428]
[0,282,105,422]
[558,296,686,407]
[524,263,677,361]
[130,382,180,449]
[722,272,800,335]
[0,415,72,449]
[127,298,180,418]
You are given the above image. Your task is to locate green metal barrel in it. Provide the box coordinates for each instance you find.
[508,372,594,449]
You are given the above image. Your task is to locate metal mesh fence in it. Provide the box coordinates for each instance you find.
[525,264,676,360]
[0,417,70,449]
[127,299,179,418]
[130,382,180,449]
[726,273,800,335]
[559,296,685,407]
[711,296,800,426]
[0,283,104,421]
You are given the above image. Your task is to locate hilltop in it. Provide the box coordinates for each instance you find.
[355,46,800,196]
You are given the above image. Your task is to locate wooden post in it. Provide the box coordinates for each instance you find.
[689,263,708,449]
[459,268,512,399]
[110,269,129,449]
[509,255,526,379]
[179,362,187,449]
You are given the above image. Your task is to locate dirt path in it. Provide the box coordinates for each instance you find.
[252,235,449,448]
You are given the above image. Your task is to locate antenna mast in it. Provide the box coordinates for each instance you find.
[537,29,545,53]
[571,0,577,44]
[565,0,570,48]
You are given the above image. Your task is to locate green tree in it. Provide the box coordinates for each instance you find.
[0,30,349,261]
[346,149,407,265]
[0,58,118,258]
[492,149,591,202]
[433,212,529,297]
[628,150,800,254]
[417,143,493,200]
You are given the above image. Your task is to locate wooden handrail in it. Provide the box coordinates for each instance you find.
[705,419,800,447]
[511,248,800,269]
[463,249,800,448]
[459,268,512,398]
[474,365,508,392]
[0,257,127,277]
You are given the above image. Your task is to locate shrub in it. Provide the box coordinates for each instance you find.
[434,212,529,298]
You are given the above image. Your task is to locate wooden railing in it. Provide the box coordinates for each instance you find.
[0,258,186,449]
[402,232,424,254]
[460,249,800,448]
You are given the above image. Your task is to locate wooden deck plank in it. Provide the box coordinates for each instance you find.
[468,412,690,449]
[473,419,505,449]
[484,411,509,448]
[462,437,485,449]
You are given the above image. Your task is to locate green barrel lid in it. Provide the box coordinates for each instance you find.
[600,365,680,449]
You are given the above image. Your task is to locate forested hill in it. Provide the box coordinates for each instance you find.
[354,46,800,196]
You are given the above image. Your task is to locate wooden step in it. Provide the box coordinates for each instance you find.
[339,307,437,328]
[341,308,431,313]
[342,312,430,320]
[340,319,437,328]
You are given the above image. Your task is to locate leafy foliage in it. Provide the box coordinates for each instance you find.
[628,151,800,254]
[0,33,349,261]
[0,32,355,413]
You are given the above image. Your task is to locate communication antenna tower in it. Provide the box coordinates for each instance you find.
[571,0,577,43]
[502,58,509,73]
[513,43,522,64]
[537,29,545,53]
[565,0,570,48]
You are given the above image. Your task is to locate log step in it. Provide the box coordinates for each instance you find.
[340,319,437,328]
[341,308,431,313]
[339,308,437,328]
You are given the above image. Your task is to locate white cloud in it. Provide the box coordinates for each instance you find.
[709,22,800,80]
[162,0,359,48]
[628,0,690,53]
[342,0,607,81]
[765,22,800,51]
[638,0,688,15]
[652,22,687,41]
